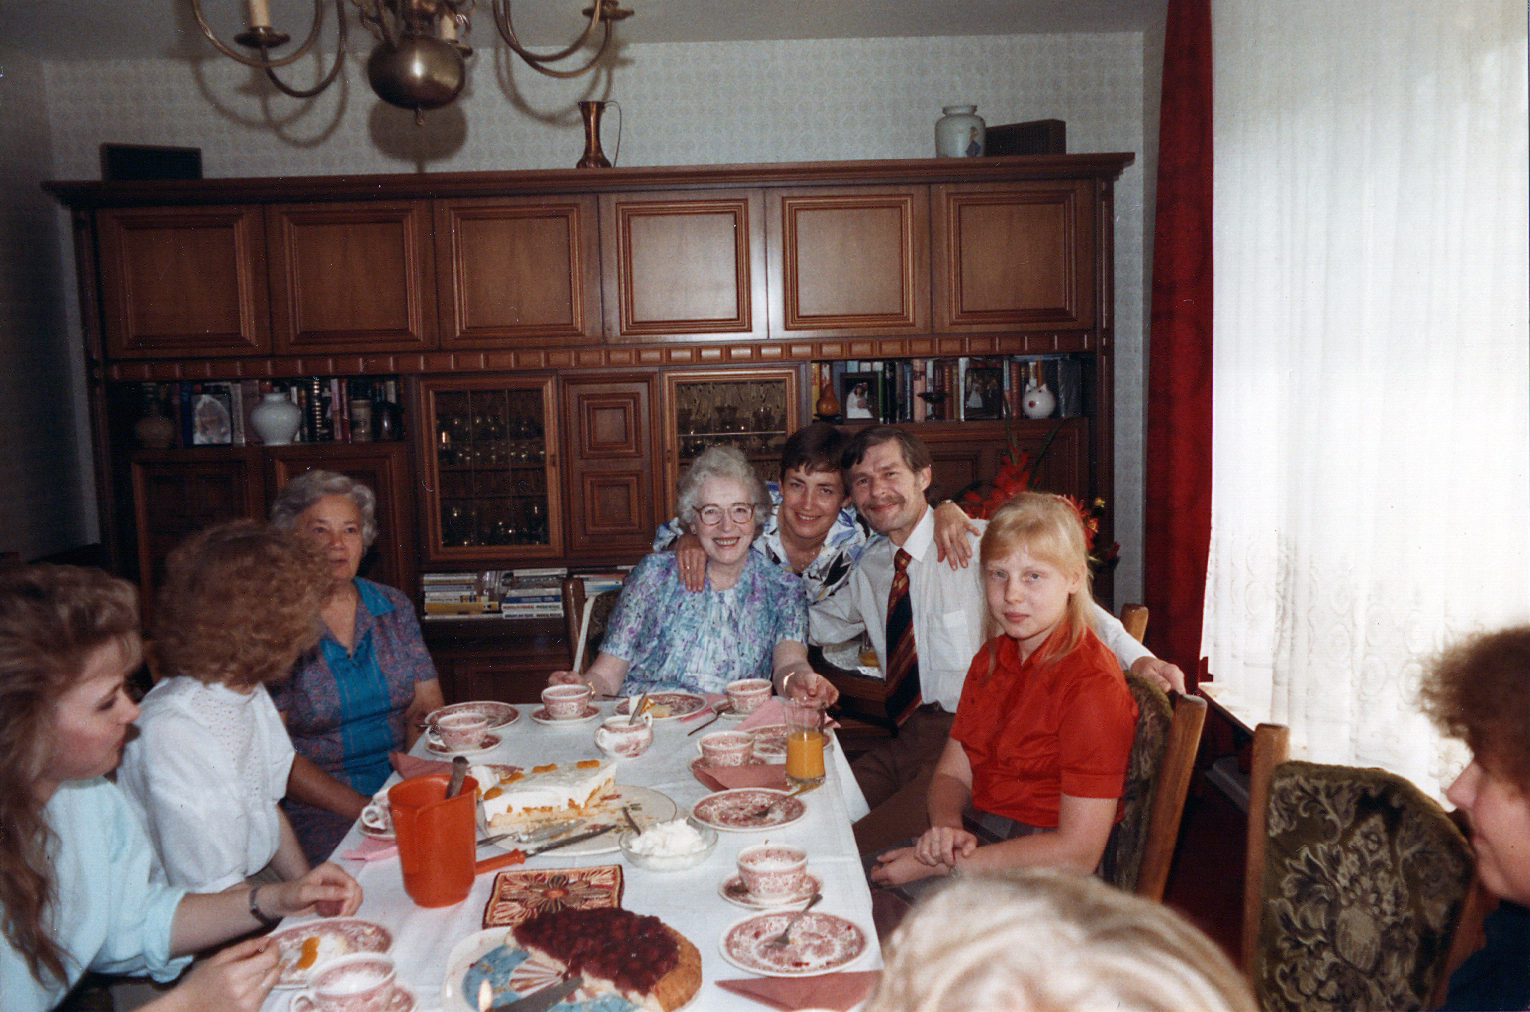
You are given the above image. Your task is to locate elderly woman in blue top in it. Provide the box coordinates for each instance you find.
[269,470,445,864]
[0,565,360,1012]
[549,445,838,706]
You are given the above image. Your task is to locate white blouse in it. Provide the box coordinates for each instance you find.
[118,676,295,892]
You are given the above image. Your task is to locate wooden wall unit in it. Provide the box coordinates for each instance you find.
[50,154,1133,703]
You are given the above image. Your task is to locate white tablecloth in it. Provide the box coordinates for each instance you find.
[262,703,879,1011]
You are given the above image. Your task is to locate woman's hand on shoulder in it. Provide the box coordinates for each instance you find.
[271,862,363,919]
[932,500,981,569]
[149,935,279,1012]
[673,533,707,592]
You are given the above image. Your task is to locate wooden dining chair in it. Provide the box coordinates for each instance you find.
[559,576,623,674]
[1119,602,1149,643]
[1242,722,1481,1011]
[1098,670,1207,900]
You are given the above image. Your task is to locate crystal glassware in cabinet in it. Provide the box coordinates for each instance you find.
[419,376,562,562]
[661,367,802,520]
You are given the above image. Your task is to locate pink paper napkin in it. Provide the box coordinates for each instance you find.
[716,970,881,1011]
[736,699,788,731]
[691,760,788,793]
[339,836,397,862]
[679,693,729,722]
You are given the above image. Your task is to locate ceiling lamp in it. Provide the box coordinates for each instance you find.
[191,0,633,124]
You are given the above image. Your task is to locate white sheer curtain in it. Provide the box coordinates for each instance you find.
[1204,0,1528,794]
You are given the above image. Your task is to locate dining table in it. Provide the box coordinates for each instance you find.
[259,698,883,1012]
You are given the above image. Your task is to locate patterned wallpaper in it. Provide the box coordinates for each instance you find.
[35,32,1152,598]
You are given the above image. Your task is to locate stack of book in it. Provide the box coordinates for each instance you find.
[500,568,568,619]
[136,376,402,448]
[809,356,1086,424]
[422,571,502,617]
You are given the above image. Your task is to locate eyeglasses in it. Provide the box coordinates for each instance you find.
[694,503,756,526]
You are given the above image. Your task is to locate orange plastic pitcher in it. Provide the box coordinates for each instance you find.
[389,773,478,907]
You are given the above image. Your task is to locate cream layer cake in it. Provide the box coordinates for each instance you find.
[472,759,618,829]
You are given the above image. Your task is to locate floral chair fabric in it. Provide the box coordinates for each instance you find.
[1252,761,1475,1012]
[1098,672,1172,893]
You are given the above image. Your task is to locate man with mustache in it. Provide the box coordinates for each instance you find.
[810,425,1184,852]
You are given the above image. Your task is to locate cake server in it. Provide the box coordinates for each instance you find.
[485,974,583,1011]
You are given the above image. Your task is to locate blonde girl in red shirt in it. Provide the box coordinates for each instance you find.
[870,492,1137,889]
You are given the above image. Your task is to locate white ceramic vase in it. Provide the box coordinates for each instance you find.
[935,105,986,158]
[1022,381,1057,419]
[250,392,302,445]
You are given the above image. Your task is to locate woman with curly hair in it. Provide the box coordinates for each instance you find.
[0,564,360,1012]
[1420,625,1530,1011]
[117,520,350,894]
[269,470,444,864]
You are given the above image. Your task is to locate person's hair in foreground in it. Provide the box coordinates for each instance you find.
[863,868,1256,1012]
[1419,624,1530,797]
[152,519,329,689]
[0,565,140,986]
[979,491,1094,658]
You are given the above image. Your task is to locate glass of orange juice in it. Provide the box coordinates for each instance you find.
[783,699,826,786]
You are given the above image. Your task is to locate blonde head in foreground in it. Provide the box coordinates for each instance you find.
[863,868,1254,1012]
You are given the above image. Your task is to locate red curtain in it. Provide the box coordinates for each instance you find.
[1143,0,1213,688]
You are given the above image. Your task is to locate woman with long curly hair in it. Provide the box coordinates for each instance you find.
[117,520,347,893]
[0,564,361,1012]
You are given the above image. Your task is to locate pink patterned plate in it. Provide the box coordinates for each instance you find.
[719,871,822,909]
[270,918,393,988]
[426,700,520,730]
[719,911,869,977]
[615,692,707,719]
[425,731,502,757]
[747,724,837,761]
[294,983,415,1012]
[691,788,806,831]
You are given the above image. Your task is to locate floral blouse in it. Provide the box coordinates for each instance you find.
[601,551,807,694]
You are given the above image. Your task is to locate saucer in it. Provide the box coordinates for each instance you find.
[424,731,502,757]
[530,705,601,725]
[718,871,822,909]
[294,982,415,1012]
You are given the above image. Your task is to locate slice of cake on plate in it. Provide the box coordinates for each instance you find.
[511,907,701,1012]
[473,759,618,831]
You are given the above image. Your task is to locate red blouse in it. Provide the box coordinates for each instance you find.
[949,625,1137,828]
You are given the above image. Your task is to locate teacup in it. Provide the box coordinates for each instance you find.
[434,711,489,750]
[725,677,772,716]
[296,953,396,1012]
[594,712,654,759]
[358,790,393,835]
[699,730,755,767]
[542,683,593,720]
[737,843,808,903]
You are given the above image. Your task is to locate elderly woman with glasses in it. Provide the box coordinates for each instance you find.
[549,445,837,705]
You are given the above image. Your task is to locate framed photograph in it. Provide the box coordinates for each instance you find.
[962,362,1006,421]
[841,371,882,421]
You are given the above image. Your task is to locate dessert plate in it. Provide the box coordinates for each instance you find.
[270,918,392,988]
[426,700,520,730]
[485,785,677,857]
[614,692,707,719]
[529,704,601,725]
[691,788,806,832]
[718,872,822,909]
[425,731,502,757]
[719,911,869,977]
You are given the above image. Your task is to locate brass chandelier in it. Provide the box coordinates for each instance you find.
[191,0,633,123]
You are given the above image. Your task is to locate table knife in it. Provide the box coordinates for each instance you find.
[474,824,618,875]
[490,975,583,1011]
[524,823,615,856]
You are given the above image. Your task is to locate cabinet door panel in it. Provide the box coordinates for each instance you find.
[266,443,418,602]
[130,452,264,618]
[917,418,1090,505]
[767,187,929,337]
[562,376,659,557]
[601,191,767,341]
[98,206,269,358]
[268,201,436,352]
[435,196,602,347]
[932,181,1096,331]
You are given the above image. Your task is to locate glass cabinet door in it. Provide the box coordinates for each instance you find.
[661,367,802,519]
[420,376,562,562]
